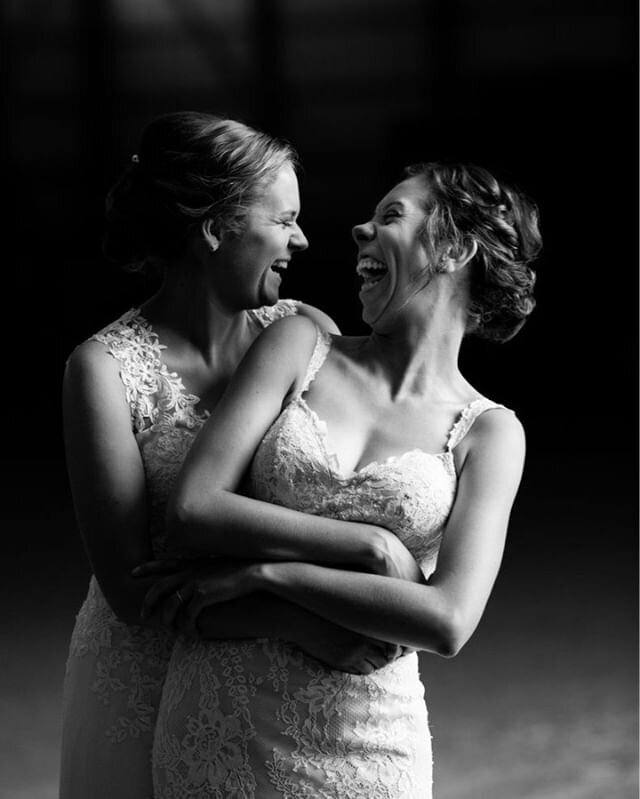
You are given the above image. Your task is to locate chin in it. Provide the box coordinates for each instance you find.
[256,272,282,308]
[260,289,279,307]
[360,298,385,329]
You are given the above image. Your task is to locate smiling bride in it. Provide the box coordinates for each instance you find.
[142,161,541,798]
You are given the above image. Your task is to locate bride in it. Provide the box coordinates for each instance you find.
[142,161,541,798]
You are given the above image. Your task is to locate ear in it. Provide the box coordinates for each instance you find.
[201,218,221,252]
[441,239,478,273]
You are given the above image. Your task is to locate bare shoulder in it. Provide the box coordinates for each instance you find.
[296,302,341,334]
[240,313,323,389]
[253,312,321,353]
[470,406,526,448]
[63,339,127,415]
[461,406,526,476]
[64,338,120,383]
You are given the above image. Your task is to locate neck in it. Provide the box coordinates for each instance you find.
[363,292,469,401]
[140,263,253,359]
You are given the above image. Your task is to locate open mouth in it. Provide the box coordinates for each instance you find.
[356,257,388,290]
[270,259,289,276]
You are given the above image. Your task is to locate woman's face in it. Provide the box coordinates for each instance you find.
[352,175,434,328]
[215,163,308,309]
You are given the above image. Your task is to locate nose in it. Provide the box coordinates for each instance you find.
[351,220,374,244]
[290,222,309,252]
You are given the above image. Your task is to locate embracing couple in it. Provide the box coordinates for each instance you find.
[60,111,541,798]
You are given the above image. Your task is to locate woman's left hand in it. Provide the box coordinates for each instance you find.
[133,557,261,632]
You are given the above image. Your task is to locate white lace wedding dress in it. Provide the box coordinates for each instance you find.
[59,301,301,799]
[152,327,508,799]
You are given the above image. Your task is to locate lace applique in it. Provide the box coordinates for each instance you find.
[154,637,431,798]
[68,577,174,743]
[446,397,510,451]
[154,639,262,798]
[294,327,331,396]
[92,308,205,433]
[248,299,300,329]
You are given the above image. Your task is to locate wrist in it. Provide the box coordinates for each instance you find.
[367,529,391,575]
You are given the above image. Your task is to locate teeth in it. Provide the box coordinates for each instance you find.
[356,257,387,289]
[356,257,386,276]
[272,260,288,271]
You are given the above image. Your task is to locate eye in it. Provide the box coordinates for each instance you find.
[383,209,401,223]
[280,217,295,227]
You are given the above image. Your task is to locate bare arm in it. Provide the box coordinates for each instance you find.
[136,557,403,673]
[194,596,401,674]
[246,409,526,657]
[63,340,164,624]
[166,315,420,582]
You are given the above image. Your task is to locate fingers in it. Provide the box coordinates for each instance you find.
[180,589,213,635]
[140,573,189,620]
[179,580,234,634]
[132,558,185,578]
[349,641,401,674]
[162,583,196,629]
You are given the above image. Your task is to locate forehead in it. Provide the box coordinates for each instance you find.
[377,175,429,213]
[259,163,300,211]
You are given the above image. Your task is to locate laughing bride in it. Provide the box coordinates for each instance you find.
[141,160,541,798]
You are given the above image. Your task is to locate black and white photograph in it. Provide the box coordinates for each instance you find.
[1,1,637,798]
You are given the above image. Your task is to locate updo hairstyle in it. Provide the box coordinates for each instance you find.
[405,162,542,342]
[103,111,297,271]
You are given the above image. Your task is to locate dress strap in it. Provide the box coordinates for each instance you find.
[295,326,332,398]
[248,299,300,329]
[445,397,511,451]
[88,308,201,433]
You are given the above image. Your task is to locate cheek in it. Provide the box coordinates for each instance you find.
[249,230,282,259]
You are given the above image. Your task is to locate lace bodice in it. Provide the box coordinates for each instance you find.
[249,327,506,577]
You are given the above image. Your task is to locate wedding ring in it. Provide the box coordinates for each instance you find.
[175,590,184,604]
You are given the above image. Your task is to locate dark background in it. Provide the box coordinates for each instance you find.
[1,1,637,797]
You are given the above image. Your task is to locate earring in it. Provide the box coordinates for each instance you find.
[209,239,219,252]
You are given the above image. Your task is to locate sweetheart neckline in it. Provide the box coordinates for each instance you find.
[294,396,454,481]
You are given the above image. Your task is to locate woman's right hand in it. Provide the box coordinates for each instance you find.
[134,557,260,631]
[369,528,425,584]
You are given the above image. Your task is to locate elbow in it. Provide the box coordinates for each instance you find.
[433,611,472,658]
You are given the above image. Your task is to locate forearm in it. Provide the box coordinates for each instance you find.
[167,489,384,572]
[194,593,400,674]
[194,593,309,640]
[259,562,463,656]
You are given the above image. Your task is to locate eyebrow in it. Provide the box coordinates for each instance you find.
[373,199,405,217]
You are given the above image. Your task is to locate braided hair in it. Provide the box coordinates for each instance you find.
[404,162,542,342]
